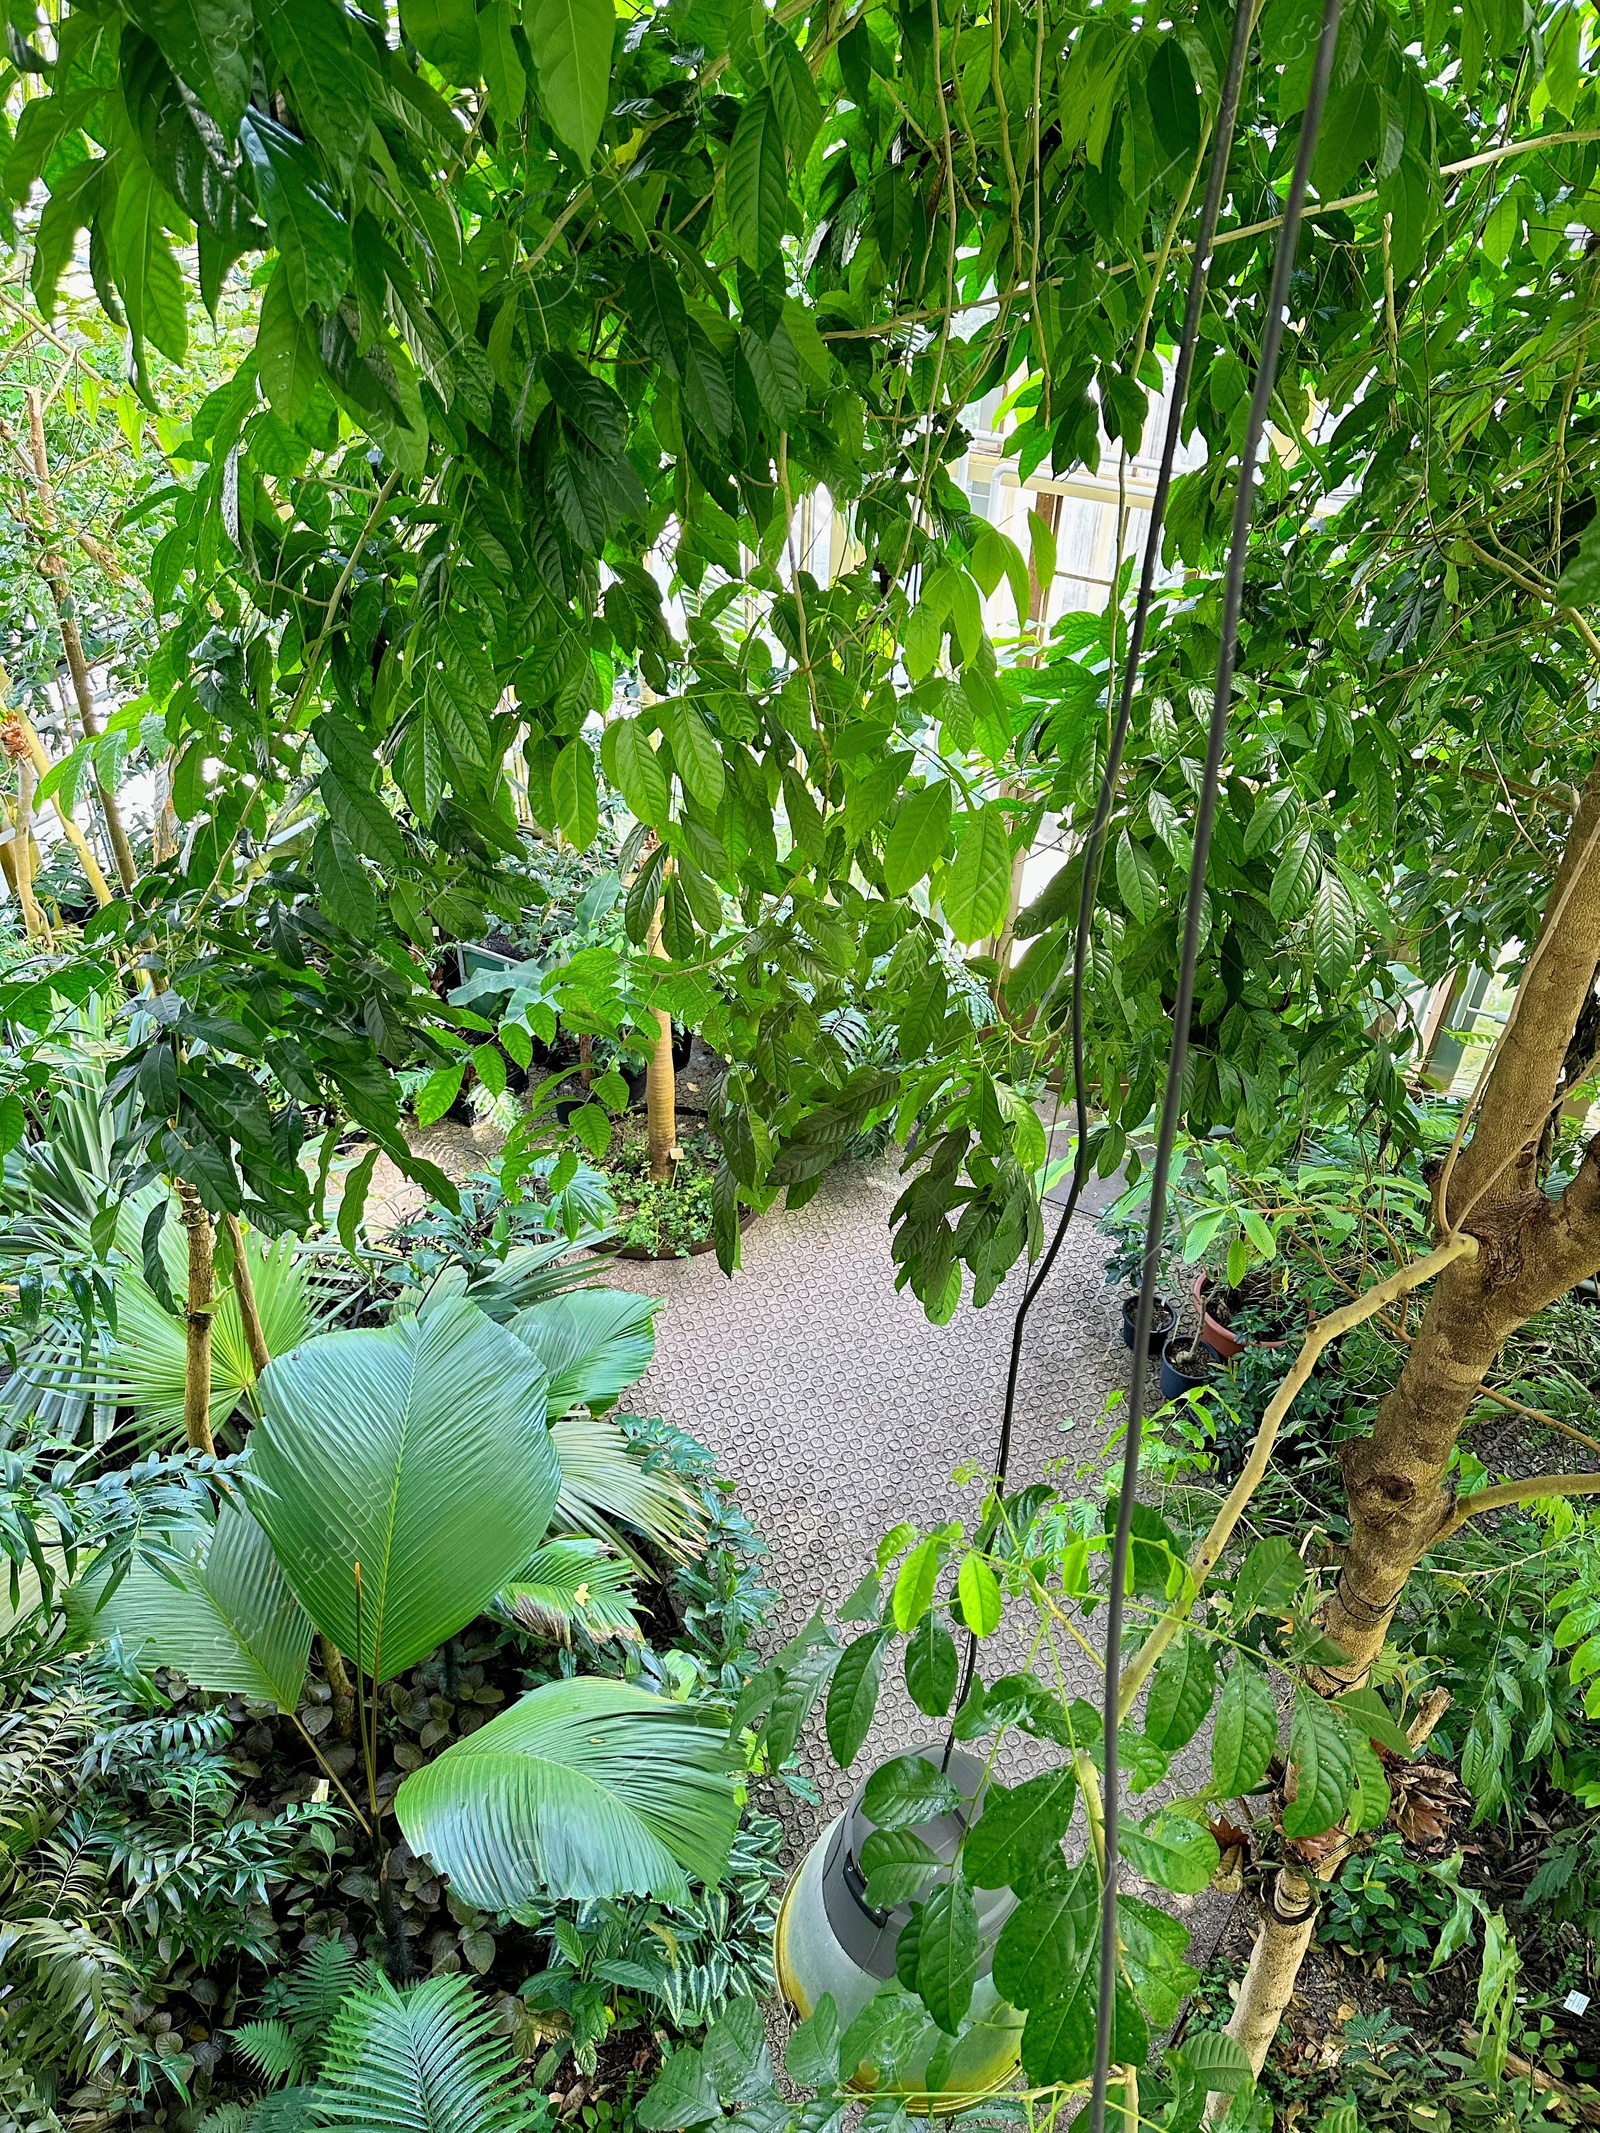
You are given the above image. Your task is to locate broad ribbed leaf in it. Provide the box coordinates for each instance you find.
[395,1677,740,1905]
[1210,1658,1278,1796]
[550,1409,703,1558]
[944,805,1013,943]
[992,1857,1097,2006]
[1119,1810,1220,1894]
[884,782,954,896]
[510,1289,658,1413]
[250,1299,559,1681]
[916,1875,979,2033]
[825,1626,890,1763]
[1283,1689,1355,1837]
[1115,830,1161,925]
[1144,1634,1216,1752]
[724,90,786,266]
[962,1768,1077,1889]
[525,0,615,163]
[99,1504,311,1712]
[859,1828,940,1908]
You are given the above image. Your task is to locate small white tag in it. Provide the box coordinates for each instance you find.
[1563,1991,1590,2016]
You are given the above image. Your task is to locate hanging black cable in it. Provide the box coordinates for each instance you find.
[943,0,1255,1760]
[1088,6,1346,2126]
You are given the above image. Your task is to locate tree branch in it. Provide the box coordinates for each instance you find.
[1435,1468,1600,1540]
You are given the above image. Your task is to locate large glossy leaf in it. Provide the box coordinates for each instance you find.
[724,89,786,267]
[249,1299,560,1681]
[395,1677,740,1905]
[525,0,615,164]
[551,1409,703,1559]
[98,1504,311,1712]
[509,1289,658,1413]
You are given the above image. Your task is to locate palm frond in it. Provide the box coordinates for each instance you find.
[508,1290,658,1414]
[551,1412,704,1565]
[232,2019,309,2087]
[312,1972,543,2133]
[500,1539,643,1645]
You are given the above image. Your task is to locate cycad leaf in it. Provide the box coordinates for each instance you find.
[508,1289,658,1413]
[395,1677,740,1906]
[551,1409,703,1559]
[250,1300,560,1681]
[501,1537,643,1643]
[98,1502,312,1712]
[314,1970,541,2133]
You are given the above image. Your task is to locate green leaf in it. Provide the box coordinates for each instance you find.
[1210,1659,1279,1796]
[861,1754,963,1832]
[1175,2029,1254,2097]
[313,820,377,938]
[239,114,352,316]
[785,1991,838,2087]
[1269,827,1319,924]
[662,699,725,809]
[524,0,615,162]
[916,1876,980,2034]
[251,1298,562,1680]
[508,1290,658,1414]
[1232,1536,1305,1622]
[396,1676,739,1905]
[98,1505,312,1711]
[904,1610,957,1716]
[944,805,1012,943]
[552,736,600,848]
[884,782,954,896]
[766,27,821,161]
[402,0,481,78]
[1347,1732,1391,1833]
[602,718,670,827]
[962,1768,1077,1889]
[1310,869,1358,988]
[111,160,188,366]
[480,0,527,120]
[1556,513,1600,603]
[992,1857,1097,2007]
[1027,508,1057,602]
[264,0,372,184]
[1117,1894,1199,2028]
[127,0,251,131]
[1334,1686,1415,1759]
[860,1828,940,1908]
[1283,1688,1355,1838]
[1022,1976,1146,2089]
[415,1063,465,1128]
[638,2044,721,2131]
[316,1971,543,2132]
[826,1626,891,1763]
[892,1534,944,1629]
[957,1552,1002,1638]
[1243,787,1298,856]
[257,260,323,416]
[1119,1810,1220,1894]
[1115,830,1161,925]
[725,90,787,267]
[1144,1635,1217,1752]
[501,1537,642,1644]
[336,1146,380,1254]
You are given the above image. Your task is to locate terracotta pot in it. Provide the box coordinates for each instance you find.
[1192,1272,1291,1358]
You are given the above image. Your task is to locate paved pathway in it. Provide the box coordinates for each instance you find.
[600,1156,1233,1966]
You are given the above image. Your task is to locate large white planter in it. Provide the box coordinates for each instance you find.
[772,1745,1025,2116]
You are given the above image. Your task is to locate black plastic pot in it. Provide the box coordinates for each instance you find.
[1122,1293,1176,1356]
[1160,1333,1225,1402]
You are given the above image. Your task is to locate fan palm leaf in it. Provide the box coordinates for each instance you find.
[248,1300,560,1681]
[499,1538,643,1644]
[508,1290,658,1414]
[394,1677,740,1908]
[551,1411,704,1564]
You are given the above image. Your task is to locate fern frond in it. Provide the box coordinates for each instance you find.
[197,2107,255,2133]
[285,1938,359,2050]
[314,1973,543,2133]
[232,2019,308,2086]
[252,2090,320,2133]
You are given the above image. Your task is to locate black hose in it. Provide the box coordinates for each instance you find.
[1088,6,1347,2126]
[943,0,1257,1756]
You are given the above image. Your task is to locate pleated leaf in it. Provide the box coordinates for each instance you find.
[551,1409,704,1559]
[98,1502,311,1712]
[249,1299,559,1681]
[395,1677,740,1905]
[509,1289,658,1413]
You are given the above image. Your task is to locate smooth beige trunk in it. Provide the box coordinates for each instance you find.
[177,1184,216,1457]
[224,1213,272,1382]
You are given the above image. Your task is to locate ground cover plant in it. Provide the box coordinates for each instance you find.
[4,0,1600,2125]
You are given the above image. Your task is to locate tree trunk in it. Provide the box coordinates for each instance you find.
[1220,767,1600,2070]
[26,388,138,893]
[11,761,46,941]
[644,879,675,1184]
[177,1184,216,1457]
[225,1212,272,1386]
